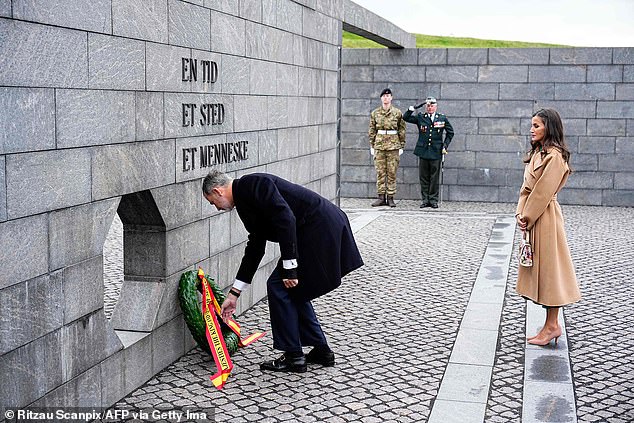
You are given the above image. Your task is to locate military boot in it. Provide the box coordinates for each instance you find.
[387,195,396,208]
[371,194,386,207]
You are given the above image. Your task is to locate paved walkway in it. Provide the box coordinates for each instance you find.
[108,199,634,423]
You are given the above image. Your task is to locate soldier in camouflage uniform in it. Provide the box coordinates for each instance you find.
[368,88,406,207]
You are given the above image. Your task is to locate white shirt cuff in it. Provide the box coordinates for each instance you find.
[282,259,298,269]
[232,279,249,291]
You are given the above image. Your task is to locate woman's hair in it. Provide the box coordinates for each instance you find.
[525,108,571,164]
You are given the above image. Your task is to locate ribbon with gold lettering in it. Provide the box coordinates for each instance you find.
[198,269,265,389]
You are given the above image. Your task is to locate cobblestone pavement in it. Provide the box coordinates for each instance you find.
[102,199,634,422]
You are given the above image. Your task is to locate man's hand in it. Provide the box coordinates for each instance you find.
[221,295,237,321]
[370,147,375,156]
[283,278,299,288]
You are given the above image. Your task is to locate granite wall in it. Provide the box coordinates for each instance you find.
[340,48,634,206]
[0,0,413,414]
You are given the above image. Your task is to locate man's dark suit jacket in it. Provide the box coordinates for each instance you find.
[232,173,363,301]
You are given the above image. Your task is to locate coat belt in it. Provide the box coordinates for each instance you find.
[377,130,398,135]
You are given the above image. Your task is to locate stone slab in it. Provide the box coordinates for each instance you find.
[0,87,55,154]
[461,302,503,331]
[436,363,493,403]
[168,0,210,50]
[32,365,101,407]
[112,0,168,43]
[136,92,165,141]
[522,381,577,423]
[166,219,210,275]
[13,0,112,33]
[151,317,185,374]
[0,272,63,355]
[0,214,48,289]
[88,33,145,90]
[49,198,119,271]
[111,280,163,332]
[449,328,499,366]
[62,256,104,324]
[428,399,487,423]
[0,156,5,221]
[61,311,108,382]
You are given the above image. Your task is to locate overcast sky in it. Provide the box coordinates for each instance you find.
[351,0,634,47]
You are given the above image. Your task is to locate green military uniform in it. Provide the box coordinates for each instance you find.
[404,106,454,206]
[369,105,406,198]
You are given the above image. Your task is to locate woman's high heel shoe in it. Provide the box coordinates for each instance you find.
[527,328,562,346]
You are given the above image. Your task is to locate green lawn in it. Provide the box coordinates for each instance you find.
[342,31,566,48]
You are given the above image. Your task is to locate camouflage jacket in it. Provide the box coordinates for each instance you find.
[369,105,406,151]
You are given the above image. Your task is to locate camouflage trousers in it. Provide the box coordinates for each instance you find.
[373,149,400,195]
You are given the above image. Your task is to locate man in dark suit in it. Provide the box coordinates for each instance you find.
[202,170,363,373]
[404,96,454,208]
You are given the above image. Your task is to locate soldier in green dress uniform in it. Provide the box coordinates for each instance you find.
[404,96,454,208]
[368,88,406,207]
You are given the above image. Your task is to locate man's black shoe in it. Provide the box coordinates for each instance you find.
[420,202,431,208]
[260,353,307,373]
[305,348,335,367]
[430,203,439,209]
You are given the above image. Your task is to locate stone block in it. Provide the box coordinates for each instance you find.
[276,0,302,33]
[450,327,498,366]
[444,151,475,168]
[616,84,634,100]
[324,70,338,97]
[191,50,223,94]
[449,185,499,202]
[233,95,268,132]
[246,22,294,64]
[0,87,55,155]
[136,92,165,141]
[570,153,598,171]
[62,256,104,324]
[175,134,226,184]
[145,42,191,92]
[239,0,261,21]
[307,97,323,125]
[457,168,508,186]
[342,65,373,82]
[625,66,634,83]
[373,65,424,83]
[222,56,250,95]
[369,49,418,66]
[123,331,153,393]
[88,34,145,90]
[616,137,634,154]
[0,215,48,289]
[558,188,602,205]
[258,130,278,164]
[447,49,487,65]
[533,100,596,118]
[298,125,319,155]
[0,156,5,222]
[597,101,634,118]
[0,19,87,88]
[298,67,324,97]
[499,83,555,100]
[57,89,135,147]
[488,48,549,65]
[323,97,338,124]
[598,153,634,171]
[467,134,524,152]
[168,0,210,50]
[61,311,108,381]
[111,280,164,331]
[613,47,634,64]
[554,83,615,101]
[426,66,478,82]
[342,49,370,65]
[341,115,368,134]
[550,47,612,64]
[341,81,377,99]
[112,0,168,43]
[92,139,176,200]
[294,36,324,69]
[152,316,185,373]
[34,365,101,407]
[342,99,371,117]
[0,272,63,355]
[0,0,10,16]
[303,8,338,45]
[578,136,616,154]
[418,49,446,65]
[478,65,529,84]
[566,171,614,189]
[266,97,288,129]
[100,351,125,407]
[561,118,587,136]
[615,172,634,189]
[602,189,634,206]
[13,0,111,33]
[6,149,91,219]
[340,165,374,183]
[154,271,188,329]
[276,63,299,96]
[588,65,623,83]
[471,100,533,118]
[0,330,62,410]
[587,119,626,136]
[476,151,525,169]
[166,219,210,275]
[441,83,498,100]
[49,198,119,270]
[477,118,521,135]
[123,226,166,277]
[529,65,586,83]
[151,180,201,230]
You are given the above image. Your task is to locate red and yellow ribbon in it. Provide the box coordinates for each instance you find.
[198,268,264,389]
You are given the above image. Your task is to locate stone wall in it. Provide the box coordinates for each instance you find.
[0,0,413,414]
[340,48,634,206]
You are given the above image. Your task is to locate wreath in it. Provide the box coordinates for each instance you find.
[178,270,239,355]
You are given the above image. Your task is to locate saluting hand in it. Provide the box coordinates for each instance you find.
[283,278,299,288]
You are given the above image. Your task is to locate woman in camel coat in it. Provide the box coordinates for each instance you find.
[516,108,581,346]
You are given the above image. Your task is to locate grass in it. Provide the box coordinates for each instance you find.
[342,31,567,48]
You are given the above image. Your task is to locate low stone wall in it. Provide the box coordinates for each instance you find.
[340,47,634,207]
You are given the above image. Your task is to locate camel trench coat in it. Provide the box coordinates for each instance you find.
[516,148,581,307]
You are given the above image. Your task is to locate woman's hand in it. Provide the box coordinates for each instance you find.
[516,214,527,231]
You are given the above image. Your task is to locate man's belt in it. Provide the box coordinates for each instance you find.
[377,130,398,135]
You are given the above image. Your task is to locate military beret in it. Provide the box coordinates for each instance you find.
[380,88,393,97]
